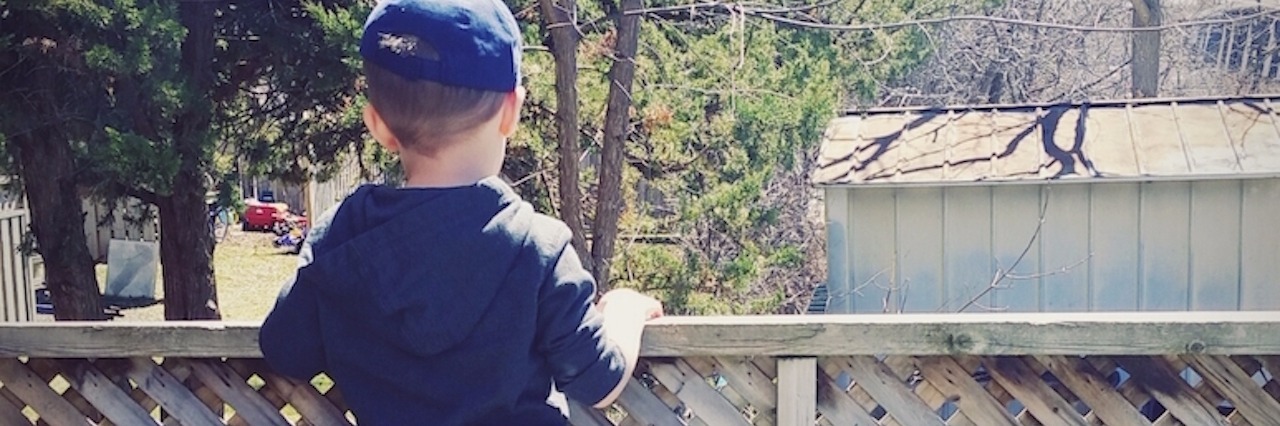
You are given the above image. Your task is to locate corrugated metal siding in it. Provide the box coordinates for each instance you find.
[825,178,1280,313]
[1242,179,1280,309]
[1090,183,1140,311]
[816,97,1280,185]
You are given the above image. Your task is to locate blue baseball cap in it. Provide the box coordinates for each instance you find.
[360,0,522,92]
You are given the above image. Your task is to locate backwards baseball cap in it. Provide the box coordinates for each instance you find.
[359,0,522,92]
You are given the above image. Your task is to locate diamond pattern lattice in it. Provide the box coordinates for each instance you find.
[0,355,1276,425]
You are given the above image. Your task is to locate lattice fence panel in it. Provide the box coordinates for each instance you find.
[0,357,354,426]
[0,355,1276,425]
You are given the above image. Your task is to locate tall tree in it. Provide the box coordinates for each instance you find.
[528,0,644,289]
[1,0,368,320]
[589,0,642,289]
[537,0,591,268]
[0,0,179,320]
[158,0,220,319]
[508,0,937,312]
[1131,0,1162,97]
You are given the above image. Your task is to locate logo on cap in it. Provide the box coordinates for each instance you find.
[377,33,440,60]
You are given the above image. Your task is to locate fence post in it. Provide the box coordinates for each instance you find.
[777,357,816,426]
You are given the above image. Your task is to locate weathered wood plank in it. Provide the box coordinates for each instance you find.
[686,355,773,422]
[880,355,980,425]
[1151,413,1183,426]
[0,384,32,426]
[814,367,881,426]
[23,356,105,423]
[0,322,264,357]
[914,356,1019,426]
[642,313,1280,356]
[1034,355,1153,426]
[0,359,91,426]
[1233,357,1280,404]
[225,359,350,426]
[181,359,289,426]
[778,357,817,426]
[706,357,777,416]
[643,373,705,426]
[648,359,749,426]
[820,358,899,426]
[1257,356,1280,400]
[49,359,157,425]
[4,313,1280,357]
[982,356,1089,426]
[1169,355,1253,426]
[1182,355,1280,425]
[163,357,227,419]
[1085,356,1157,414]
[1258,356,1280,378]
[1019,356,1081,405]
[567,397,614,426]
[1113,356,1230,426]
[3,321,1280,426]
[613,376,683,426]
[839,356,943,426]
[0,382,25,414]
[112,357,222,426]
[234,379,286,426]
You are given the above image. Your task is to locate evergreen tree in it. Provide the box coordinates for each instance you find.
[0,0,368,319]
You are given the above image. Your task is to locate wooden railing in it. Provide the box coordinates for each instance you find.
[1,312,1278,425]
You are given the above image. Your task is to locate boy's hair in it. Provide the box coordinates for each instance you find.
[364,62,507,152]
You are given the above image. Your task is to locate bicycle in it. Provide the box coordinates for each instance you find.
[208,202,232,243]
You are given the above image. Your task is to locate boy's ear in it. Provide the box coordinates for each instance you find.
[364,104,401,153]
[498,86,526,138]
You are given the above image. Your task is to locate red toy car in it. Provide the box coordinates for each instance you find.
[242,200,308,232]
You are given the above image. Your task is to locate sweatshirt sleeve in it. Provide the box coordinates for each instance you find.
[259,205,338,379]
[259,274,326,379]
[534,244,628,405]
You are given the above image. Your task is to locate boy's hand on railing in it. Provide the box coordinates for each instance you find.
[593,288,663,408]
[598,288,663,321]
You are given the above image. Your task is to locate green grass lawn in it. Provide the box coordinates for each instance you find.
[26,231,320,422]
[101,228,299,322]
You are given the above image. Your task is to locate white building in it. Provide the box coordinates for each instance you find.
[815,96,1280,313]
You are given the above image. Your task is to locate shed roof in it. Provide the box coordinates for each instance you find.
[814,96,1280,186]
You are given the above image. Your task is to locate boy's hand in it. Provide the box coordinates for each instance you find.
[598,288,663,320]
[592,288,662,409]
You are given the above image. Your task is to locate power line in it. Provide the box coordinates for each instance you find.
[618,2,1280,33]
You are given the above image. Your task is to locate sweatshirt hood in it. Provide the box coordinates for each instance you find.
[298,177,533,356]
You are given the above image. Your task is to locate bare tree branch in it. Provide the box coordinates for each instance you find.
[601,1,1278,33]
[956,190,1050,313]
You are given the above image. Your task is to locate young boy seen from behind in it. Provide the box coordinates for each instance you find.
[259,0,663,423]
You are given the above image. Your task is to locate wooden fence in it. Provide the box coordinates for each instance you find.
[0,312,1277,425]
[82,199,160,263]
[0,209,33,322]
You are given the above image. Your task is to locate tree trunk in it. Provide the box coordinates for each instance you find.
[539,0,592,270]
[157,192,219,320]
[1131,0,1161,98]
[9,131,105,321]
[590,0,643,290]
[162,0,220,320]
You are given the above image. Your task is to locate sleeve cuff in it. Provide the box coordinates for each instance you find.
[557,340,628,405]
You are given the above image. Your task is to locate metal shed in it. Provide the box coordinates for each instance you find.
[814,96,1280,313]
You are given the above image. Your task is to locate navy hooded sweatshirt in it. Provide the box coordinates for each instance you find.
[260,178,626,425]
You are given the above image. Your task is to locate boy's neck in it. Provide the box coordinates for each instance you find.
[398,142,503,189]
[402,168,492,188]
